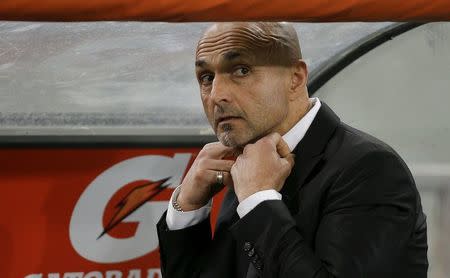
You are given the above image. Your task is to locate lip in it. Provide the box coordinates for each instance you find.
[216,116,241,126]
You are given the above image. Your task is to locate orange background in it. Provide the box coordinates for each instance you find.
[1,0,449,21]
[0,148,225,278]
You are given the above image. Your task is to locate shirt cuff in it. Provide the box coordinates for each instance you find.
[236,189,282,218]
[166,186,212,230]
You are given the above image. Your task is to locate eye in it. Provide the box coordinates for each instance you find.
[199,73,214,86]
[233,66,250,77]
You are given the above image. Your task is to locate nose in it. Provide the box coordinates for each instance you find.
[210,74,232,105]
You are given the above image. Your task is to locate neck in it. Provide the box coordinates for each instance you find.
[274,97,312,136]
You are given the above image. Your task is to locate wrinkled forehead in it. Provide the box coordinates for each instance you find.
[195,22,300,67]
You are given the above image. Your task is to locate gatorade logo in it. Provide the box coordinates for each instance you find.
[69,154,191,263]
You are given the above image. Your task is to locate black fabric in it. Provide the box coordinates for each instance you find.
[156,103,428,278]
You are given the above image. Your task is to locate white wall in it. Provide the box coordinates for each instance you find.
[315,22,450,278]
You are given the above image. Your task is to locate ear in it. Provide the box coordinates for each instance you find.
[288,59,308,100]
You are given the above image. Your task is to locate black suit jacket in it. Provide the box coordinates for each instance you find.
[157,103,428,278]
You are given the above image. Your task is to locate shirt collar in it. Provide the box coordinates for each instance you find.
[282,98,321,152]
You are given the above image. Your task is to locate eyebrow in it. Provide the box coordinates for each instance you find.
[195,59,206,68]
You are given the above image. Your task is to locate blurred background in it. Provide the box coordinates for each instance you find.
[0,22,449,277]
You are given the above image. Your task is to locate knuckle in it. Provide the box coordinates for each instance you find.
[230,165,237,175]
[244,143,254,152]
[197,150,206,158]
[197,158,207,169]
[205,142,215,148]
[200,146,209,154]
[284,163,293,173]
[260,137,271,146]
[259,137,268,143]
[202,142,215,151]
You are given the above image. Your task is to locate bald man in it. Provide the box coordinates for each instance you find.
[157,22,428,278]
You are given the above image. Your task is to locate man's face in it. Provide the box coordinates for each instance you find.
[195,24,292,148]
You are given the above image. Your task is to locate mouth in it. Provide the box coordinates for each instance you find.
[216,116,241,126]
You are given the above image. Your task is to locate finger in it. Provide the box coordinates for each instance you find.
[221,171,233,188]
[266,132,291,158]
[203,169,233,185]
[202,142,236,159]
[276,138,291,158]
[285,153,295,168]
[223,147,241,161]
[198,159,235,172]
[205,170,233,195]
[242,143,253,156]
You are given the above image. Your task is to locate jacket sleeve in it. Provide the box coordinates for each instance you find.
[157,212,212,278]
[229,150,421,278]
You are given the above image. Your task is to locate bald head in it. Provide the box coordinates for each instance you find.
[195,22,310,148]
[196,22,302,67]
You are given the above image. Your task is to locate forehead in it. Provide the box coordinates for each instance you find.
[195,24,270,66]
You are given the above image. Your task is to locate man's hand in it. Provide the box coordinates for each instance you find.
[177,142,235,211]
[231,133,295,202]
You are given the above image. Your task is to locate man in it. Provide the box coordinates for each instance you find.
[157,22,428,277]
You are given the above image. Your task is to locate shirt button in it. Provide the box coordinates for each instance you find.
[243,242,252,252]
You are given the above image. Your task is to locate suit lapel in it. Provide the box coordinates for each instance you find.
[281,102,340,209]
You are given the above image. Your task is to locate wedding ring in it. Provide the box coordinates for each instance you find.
[216,171,224,185]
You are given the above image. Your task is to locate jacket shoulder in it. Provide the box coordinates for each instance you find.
[327,122,405,167]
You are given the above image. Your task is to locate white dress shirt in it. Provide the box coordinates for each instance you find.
[166,98,322,230]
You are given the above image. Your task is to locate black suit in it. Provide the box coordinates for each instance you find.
[157,103,428,278]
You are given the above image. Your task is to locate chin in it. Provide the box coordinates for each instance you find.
[218,131,253,148]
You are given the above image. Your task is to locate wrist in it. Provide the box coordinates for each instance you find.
[236,187,264,203]
[177,190,209,211]
[236,189,282,217]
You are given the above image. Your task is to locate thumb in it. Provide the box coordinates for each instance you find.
[275,137,291,158]
[266,132,292,158]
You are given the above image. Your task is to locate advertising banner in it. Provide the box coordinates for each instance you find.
[0,148,225,278]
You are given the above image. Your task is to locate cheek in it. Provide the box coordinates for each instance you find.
[253,81,288,112]
[201,95,214,122]
[266,74,290,105]
[246,84,289,131]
